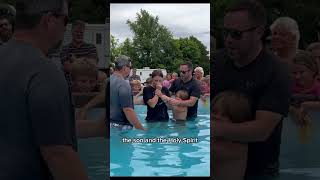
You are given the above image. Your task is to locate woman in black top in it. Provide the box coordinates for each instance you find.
[143,70,170,122]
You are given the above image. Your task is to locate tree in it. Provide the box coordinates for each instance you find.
[126,9,177,71]
[174,36,210,75]
[110,34,121,63]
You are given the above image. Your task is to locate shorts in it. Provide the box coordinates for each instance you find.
[110,122,133,131]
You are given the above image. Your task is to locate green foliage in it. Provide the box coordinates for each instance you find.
[112,9,210,74]
[110,35,121,63]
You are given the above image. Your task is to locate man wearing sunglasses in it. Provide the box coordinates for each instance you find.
[212,0,291,179]
[0,0,89,179]
[168,61,201,119]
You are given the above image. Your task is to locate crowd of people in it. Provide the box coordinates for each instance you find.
[109,55,210,131]
[212,0,320,180]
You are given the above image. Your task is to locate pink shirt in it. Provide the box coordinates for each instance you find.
[293,80,320,96]
[162,80,171,88]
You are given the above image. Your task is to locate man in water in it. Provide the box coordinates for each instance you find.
[169,61,201,119]
[212,0,291,179]
[110,55,146,131]
[0,0,88,179]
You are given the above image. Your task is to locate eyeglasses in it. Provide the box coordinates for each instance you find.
[180,70,190,74]
[223,26,258,40]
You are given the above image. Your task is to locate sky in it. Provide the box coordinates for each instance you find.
[110,3,210,51]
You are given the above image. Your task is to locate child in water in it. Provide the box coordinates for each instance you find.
[212,91,253,180]
[156,89,189,121]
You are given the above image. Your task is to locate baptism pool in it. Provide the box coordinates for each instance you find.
[110,98,211,177]
[278,111,320,180]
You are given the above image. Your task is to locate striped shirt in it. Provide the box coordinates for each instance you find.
[60,42,98,63]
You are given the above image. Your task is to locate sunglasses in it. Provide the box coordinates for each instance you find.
[180,70,190,74]
[223,26,258,40]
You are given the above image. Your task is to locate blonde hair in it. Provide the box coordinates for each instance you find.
[176,90,189,100]
[71,58,98,80]
[130,80,141,86]
[212,91,252,123]
[194,66,204,75]
[293,50,318,76]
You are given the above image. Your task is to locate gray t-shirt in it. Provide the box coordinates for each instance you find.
[110,74,134,125]
[0,40,76,179]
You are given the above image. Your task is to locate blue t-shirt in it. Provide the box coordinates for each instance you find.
[110,74,134,125]
[0,40,76,179]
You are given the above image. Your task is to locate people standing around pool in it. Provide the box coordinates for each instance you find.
[212,91,253,180]
[162,73,172,89]
[270,16,300,64]
[290,50,320,125]
[212,0,291,178]
[143,70,170,122]
[169,61,201,119]
[110,55,146,131]
[194,66,204,81]
[170,72,178,84]
[129,68,141,81]
[70,58,99,93]
[0,0,89,179]
[200,76,210,102]
[130,79,142,96]
[306,42,320,79]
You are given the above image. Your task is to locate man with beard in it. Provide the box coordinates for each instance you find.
[110,55,146,131]
[212,0,291,179]
[0,0,88,179]
[168,61,201,119]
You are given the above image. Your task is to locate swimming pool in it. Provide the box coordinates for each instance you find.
[77,108,108,180]
[279,111,320,180]
[110,98,210,177]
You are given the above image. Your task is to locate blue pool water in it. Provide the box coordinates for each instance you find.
[110,99,210,176]
[77,108,108,180]
[278,111,320,180]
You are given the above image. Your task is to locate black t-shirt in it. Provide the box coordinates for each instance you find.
[212,49,291,176]
[169,78,201,118]
[143,86,170,121]
[0,40,77,179]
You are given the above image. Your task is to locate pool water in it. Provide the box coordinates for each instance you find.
[278,111,320,180]
[110,99,210,176]
[77,108,108,180]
